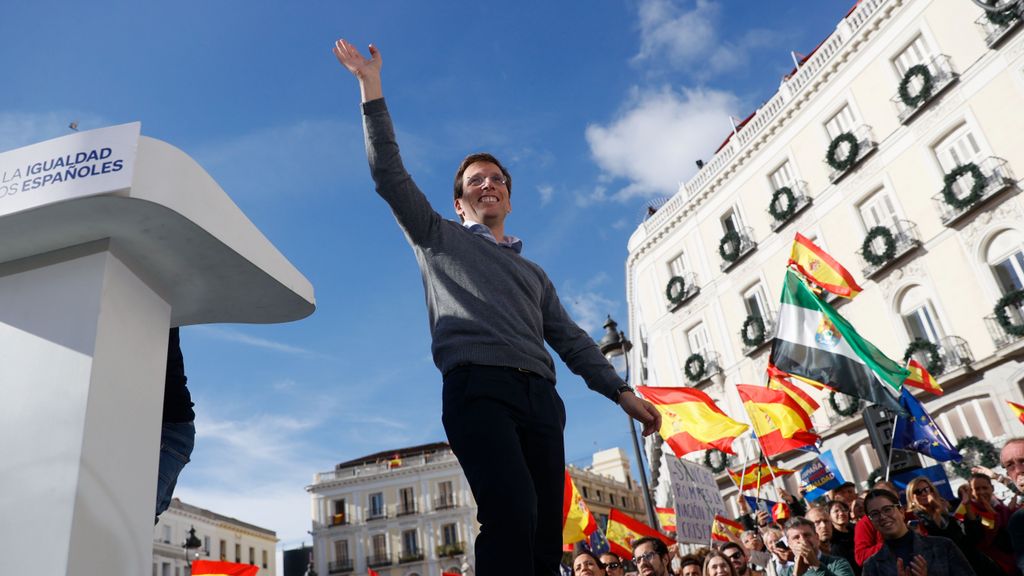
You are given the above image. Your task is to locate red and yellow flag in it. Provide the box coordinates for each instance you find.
[903,359,942,395]
[656,507,676,532]
[368,569,380,576]
[637,386,748,456]
[953,501,997,529]
[737,384,819,456]
[1008,400,1024,424]
[711,515,744,542]
[767,364,820,417]
[771,501,791,523]
[562,469,598,544]
[789,232,863,299]
[191,561,259,576]
[728,463,796,491]
[605,508,673,559]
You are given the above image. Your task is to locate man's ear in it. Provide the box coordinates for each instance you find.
[454,198,464,219]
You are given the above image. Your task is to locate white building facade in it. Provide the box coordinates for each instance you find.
[307,443,478,576]
[625,0,1024,510]
[154,498,277,576]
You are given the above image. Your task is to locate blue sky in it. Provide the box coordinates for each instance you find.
[2,0,855,564]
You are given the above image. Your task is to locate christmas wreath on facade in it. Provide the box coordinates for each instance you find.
[684,353,707,382]
[867,467,885,489]
[941,163,986,210]
[704,449,730,474]
[995,290,1024,336]
[828,391,861,417]
[861,226,897,266]
[826,132,860,172]
[986,0,1019,26]
[951,436,999,479]
[666,275,687,304]
[769,187,797,222]
[898,64,934,109]
[719,230,743,262]
[742,315,767,347]
[902,339,945,376]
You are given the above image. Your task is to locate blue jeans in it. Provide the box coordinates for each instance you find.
[155,421,195,520]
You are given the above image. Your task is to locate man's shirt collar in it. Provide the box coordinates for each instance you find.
[462,219,523,254]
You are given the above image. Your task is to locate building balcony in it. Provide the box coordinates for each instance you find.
[437,542,466,558]
[890,54,958,124]
[683,350,723,386]
[719,227,757,272]
[665,272,700,312]
[396,503,417,517]
[433,495,458,511]
[399,551,425,564]
[932,157,1016,226]
[986,303,1024,349]
[975,7,1022,47]
[827,125,877,184]
[367,508,388,522]
[768,181,813,232]
[859,219,922,279]
[905,336,973,377]
[328,560,354,574]
[741,311,777,357]
[367,554,393,568]
[330,513,348,526]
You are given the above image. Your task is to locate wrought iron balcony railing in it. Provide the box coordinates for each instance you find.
[433,495,458,510]
[396,503,417,517]
[986,303,1024,349]
[890,54,958,123]
[859,219,922,279]
[399,551,425,564]
[367,554,393,568]
[828,125,877,183]
[932,157,1016,226]
[719,226,758,272]
[666,271,700,311]
[975,8,1022,47]
[436,542,466,558]
[768,180,813,231]
[905,335,973,376]
[366,507,388,522]
[683,350,724,386]
[328,560,354,574]
[741,311,778,356]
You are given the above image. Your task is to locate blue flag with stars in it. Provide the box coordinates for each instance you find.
[892,388,962,462]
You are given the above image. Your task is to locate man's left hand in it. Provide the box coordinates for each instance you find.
[618,391,661,436]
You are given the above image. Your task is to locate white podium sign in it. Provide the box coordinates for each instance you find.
[0,122,139,217]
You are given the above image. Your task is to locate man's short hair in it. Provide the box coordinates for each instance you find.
[784,517,815,533]
[679,555,701,569]
[864,488,900,508]
[969,472,993,484]
[826,499,850,515]
[573,549,604,569]
[453,152,512,201]
[720,541,743,556]
[836,481,855,491]
[631,536,669,557]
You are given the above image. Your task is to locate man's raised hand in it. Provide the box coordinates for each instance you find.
[333,39,383,102]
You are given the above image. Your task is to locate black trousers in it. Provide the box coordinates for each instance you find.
[442,365,566,576]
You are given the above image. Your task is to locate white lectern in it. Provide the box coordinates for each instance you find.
[0,123,316,576]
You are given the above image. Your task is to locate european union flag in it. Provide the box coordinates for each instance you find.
[892,388,962,462]
[587,526,610,555]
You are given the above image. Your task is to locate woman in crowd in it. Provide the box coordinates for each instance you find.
[679,555,702,576]
[704,550,739,576]
[969,473,1016,575]
[572,549,606,576]
[826,500,859,575]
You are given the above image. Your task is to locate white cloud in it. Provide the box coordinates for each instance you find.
[561,275,618,334]
[538,184,554,206]
[193,325,321,357]
[0,111,108,152]
[585,85,740,200]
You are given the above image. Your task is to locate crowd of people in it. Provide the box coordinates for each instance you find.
[570,438,1024,576]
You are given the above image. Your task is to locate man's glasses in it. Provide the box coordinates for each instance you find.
[633,551,659,565]
[866,504,900,520]
[465,174,507,188]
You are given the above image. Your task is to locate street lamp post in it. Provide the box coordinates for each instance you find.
[183,525,202,569]
[598,315,660,531]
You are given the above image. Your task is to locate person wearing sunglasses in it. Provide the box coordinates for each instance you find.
[332,39,661,576]
[632,537,672,576]
[599,552,625,576]
[861,488,974,576]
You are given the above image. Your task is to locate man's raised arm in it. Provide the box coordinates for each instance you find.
[334,39,383,103]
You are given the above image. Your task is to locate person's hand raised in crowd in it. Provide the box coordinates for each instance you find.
[896,555,927,576]
[790,540,819,576]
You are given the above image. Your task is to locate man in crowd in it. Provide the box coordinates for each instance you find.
[779,517,855,576]
[721,542,751,576]
[333,39,660,576]
[999,438,1024,574]
[861,488,974,576]
[805,506,833,554]
[830,482,858,508]
[599,552,625,576]
[632,537,672,576]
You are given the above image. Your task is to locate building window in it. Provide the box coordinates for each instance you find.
[369,492,385,518]
[203,536,210,557]
[687,323,711,356]
[581,486,588,498]
[845,439,881,484]
[934,124,985,196]
[744,284,771,321]
[219,540,226,561]
[402,529,419,555]
[442,523,458,547]
[332,498,347,524]
[668,252,688,277]
[161,525,171,544]
[249,546,254,565]
[721,208,744,235]
[437,480,455,509]
[399,487,416,514]
[334,540,350,562]
[898,286,944,343]
[769,159,796,190]
[858,189,901,233]
[935,397,1006,439]
[262,549,268,569]
[990,232,1024,297]
[825,104,858,140]
[372,533,388,557]
[609,492,616,504]
[596,489,603,501]
[235,543,241,563]
[622,495,629,507]
[892,34,932,76]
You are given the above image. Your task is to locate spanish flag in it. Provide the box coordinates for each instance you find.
[562,469,598,544]
[191,560,259,576]
[605,508,673,558]
[789,232,863,299]
[1008,400,1024,424]
[728,463,796,491]
[903,359,942,395]
[711,515,744,542]
[771,501,791,522]
[767,363,820,416]
[656,507,676,532]
[369,569,380,576]
[953,501,997,529]
[637,386,749,456]
[737,384,819,456]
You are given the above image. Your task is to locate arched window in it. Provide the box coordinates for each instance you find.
[933,396,1006,441]
[897,286,944,344]
[845,439,881,485]
[987,230,1024,294]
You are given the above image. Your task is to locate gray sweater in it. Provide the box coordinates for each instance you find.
[362,98,622,401]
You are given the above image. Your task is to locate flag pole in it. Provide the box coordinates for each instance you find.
[884,413,899,482]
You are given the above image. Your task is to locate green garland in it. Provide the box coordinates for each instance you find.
[666,276,687,304]
[826,132,860,172]
[867,467,885,489]
[719,230,742,262]
[941,163,986,210]
[769,187,796,222]
[903,339,945,376]
[685,353,706,382]
[951,436,999,479]
[861,226,897,266]
[898,64,934,109]
[742,315,767,347]
[704,449,730,474]
[995,290,1024,336]
[828,391,861,417]
[986,0,1019,26]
